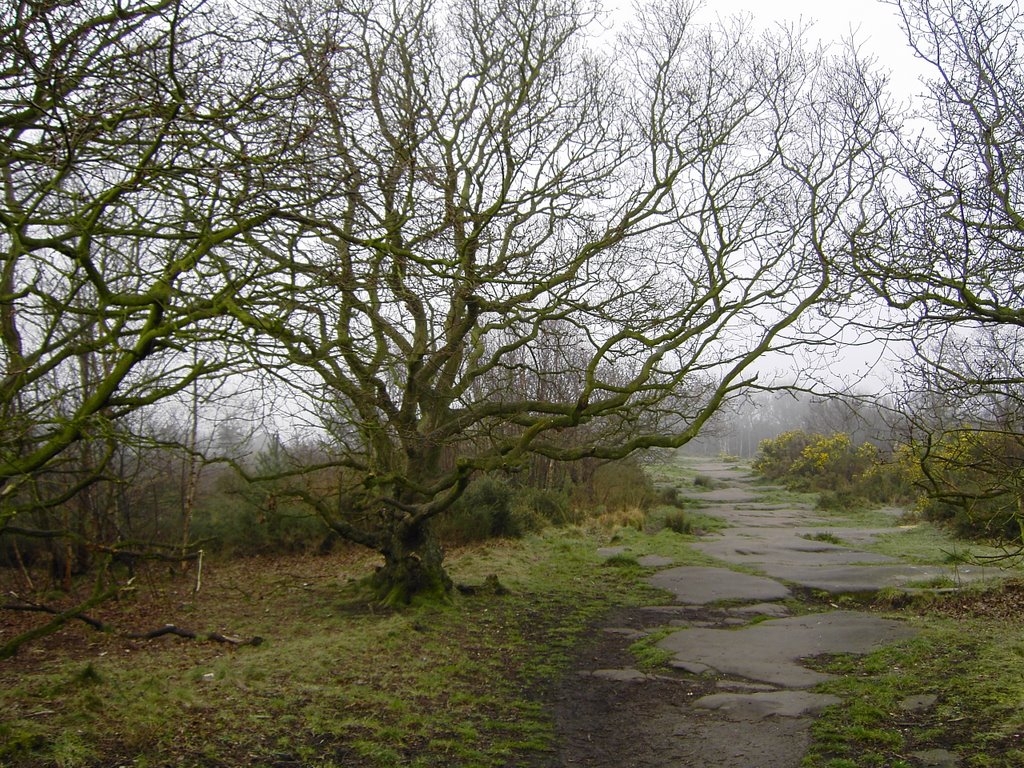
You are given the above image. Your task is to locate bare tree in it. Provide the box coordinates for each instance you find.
[856,0,1024,324]
[227,0,892,602]
[0,1,292,576]
[850,0,1024,542]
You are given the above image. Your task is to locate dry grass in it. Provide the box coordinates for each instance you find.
[594,506,646,531]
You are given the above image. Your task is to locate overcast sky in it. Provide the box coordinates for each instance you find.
[674,1,931,390]
[694,0,930,99]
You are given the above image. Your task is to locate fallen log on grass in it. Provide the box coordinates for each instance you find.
[127,624,263,646]
[0,585,122,660]
[1,595,262,657]
[2,595,112,632]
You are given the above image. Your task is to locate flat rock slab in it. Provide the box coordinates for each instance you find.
[666,717,813,768]
[649,566,790,605]
[695,690,842,720]
[727,602,791,619]
[637,554,675,568]
[900,694,939,712]
[658,611,917,688]
[692,488,760,504]
[756,563,963,594]
[912,749,961,767]
[586,668,652,683]
[696,528,900,567]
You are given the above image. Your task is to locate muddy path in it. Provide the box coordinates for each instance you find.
[550,459,976,768]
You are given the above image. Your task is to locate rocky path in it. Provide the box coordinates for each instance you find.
[553,459,981,768]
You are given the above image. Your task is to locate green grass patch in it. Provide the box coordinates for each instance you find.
[628,626,679,671]
[0,528,678,768]
[858,522,1024,573]
[804,617,1024,768]
[748,487,820,507]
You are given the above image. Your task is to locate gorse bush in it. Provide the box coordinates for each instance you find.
[436,477,520,544]
[751,429,816,480]
[915,429,1024,543]
[753,430,918,506]
[755,425,1024,545]
[754,430,867,488]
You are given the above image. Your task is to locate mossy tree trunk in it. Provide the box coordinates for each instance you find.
[370,516,452,606]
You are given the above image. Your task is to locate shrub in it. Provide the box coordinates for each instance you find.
[437,476,518,544]
[754,430,905,495]
[513,487,574,528]
[914,429,1024,543]
[856,444,921,505]
[662,510,693,535]
[752,429,817,481]
[658,485,684,507]
[815,490,864,512]
[191,494,327,555]
[753,429,927,520]
[576,459,656,513]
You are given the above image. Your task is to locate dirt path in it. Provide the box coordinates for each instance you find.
[551,459,974,768]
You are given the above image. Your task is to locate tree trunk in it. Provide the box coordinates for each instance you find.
[370,518,452,606]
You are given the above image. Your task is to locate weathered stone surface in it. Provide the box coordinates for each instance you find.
[899,694,939,712]
[649,566,791,605]
[911,748,961,767]
[586,668,651,683]
[669,659,714,675]
[727,602,791,618]
[694,690,843,720]
[658,611,917,688]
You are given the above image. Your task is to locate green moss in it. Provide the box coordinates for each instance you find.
[629,627,678,671]
[806,619,1024,768]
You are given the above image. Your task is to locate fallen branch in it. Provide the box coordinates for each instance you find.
[3,595,112,632]
[0,584,122,660]
[127,624,263,646]
[2,597,263,654]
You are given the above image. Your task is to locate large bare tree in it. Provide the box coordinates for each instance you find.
[0,0,293,569]
[228,0,893,602]
[857,0,1024,328]
[852,0,1024,542]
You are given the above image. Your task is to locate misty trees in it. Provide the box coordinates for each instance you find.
[852,0,1024,543]
[0,0,913,606]
[0,0,294,574]
[226,0,893,602]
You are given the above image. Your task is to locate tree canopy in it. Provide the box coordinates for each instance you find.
[9,0,1024,605]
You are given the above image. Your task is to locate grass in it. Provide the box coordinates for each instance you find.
[0,528,672,768]
[628,627,678,671]
[745,487,819,507]
[0,455,736,768]
[804,619,1024,768]
[9,453,1024,767]
[791,469,1024,768]
[858,521,1024,573]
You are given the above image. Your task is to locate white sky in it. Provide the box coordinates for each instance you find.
[688,1,931,391]
[692,0,930,100]
[602,1,931,104]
